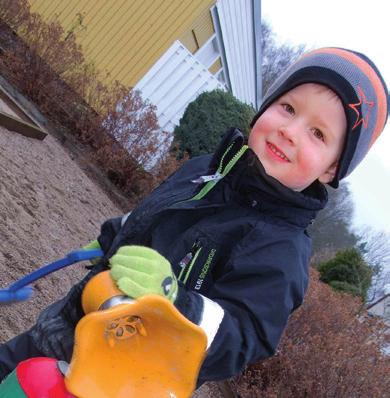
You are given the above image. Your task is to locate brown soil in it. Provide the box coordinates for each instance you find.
[0,126,225,397]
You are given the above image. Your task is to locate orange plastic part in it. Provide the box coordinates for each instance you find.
[81,269,124,314]
[66,271,207,398]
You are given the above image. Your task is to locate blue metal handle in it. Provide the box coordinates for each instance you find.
[0,286,33,302]
[0,249,104,304]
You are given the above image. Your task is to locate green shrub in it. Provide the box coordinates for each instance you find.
[172,89,255,158]
[317,248,372,301]
[328,280,362,296]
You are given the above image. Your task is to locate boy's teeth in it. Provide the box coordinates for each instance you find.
[269,144,288,160]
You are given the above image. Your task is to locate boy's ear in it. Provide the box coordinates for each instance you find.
[318,161,338,184]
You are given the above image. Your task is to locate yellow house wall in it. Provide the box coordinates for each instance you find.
[29,0,215,87]
[209,58,222,75]
[179,7,215,54]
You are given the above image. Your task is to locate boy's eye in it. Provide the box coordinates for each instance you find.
[282,103,295,115]
[312,128,324,141]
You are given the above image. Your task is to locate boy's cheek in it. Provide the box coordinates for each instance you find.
[247,133,263,161]
[247,131,255,148]
[248,127,263,150]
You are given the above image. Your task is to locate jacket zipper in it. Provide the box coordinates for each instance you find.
[189,145,248,202]
[149,143,234,217]
[178,240,202,284]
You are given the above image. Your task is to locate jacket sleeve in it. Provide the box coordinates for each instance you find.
[97,214,130,254]
[175,227,310,384]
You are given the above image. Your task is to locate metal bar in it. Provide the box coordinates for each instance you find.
[211,4,232,91]
[253,0,262,109]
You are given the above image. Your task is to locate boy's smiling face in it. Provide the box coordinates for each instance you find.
[248,83,347,191]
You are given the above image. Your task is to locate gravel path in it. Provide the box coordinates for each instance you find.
[0,126,124,340]
[0,125,226,397]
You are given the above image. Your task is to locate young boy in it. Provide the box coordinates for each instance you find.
[0,48,388,386]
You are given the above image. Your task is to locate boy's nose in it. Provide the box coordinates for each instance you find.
[278,123,299,145]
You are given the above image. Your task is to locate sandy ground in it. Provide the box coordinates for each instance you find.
[0,126,225,396]
[0,126,125,340]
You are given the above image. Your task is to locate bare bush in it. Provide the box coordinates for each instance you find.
[0,0,180,202]
[231,268,389,397]
[0,0,30,30]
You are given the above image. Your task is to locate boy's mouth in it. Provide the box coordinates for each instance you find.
[266,142,290,162]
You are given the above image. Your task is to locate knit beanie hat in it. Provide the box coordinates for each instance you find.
[251,48,388,188]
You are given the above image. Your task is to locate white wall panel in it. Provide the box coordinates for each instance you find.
[215,0,256,106]
[135,40,225,133]
[194,35,219,68]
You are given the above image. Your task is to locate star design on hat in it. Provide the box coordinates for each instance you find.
[348,86,375,130]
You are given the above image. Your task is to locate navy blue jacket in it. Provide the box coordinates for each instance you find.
[23,129,327,385]
[95,129,328,383]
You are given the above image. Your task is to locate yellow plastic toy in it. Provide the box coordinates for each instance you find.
[65,271,208,398]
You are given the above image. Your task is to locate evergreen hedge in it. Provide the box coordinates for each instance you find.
[172,89,255,158]
[318,248,372,301]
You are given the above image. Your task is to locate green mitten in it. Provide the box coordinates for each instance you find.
[109,246,178,303]
[82,239,102,265]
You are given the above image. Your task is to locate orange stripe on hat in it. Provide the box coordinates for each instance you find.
[307,48,388,148]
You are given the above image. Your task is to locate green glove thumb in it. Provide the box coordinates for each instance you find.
[82,239,102,265]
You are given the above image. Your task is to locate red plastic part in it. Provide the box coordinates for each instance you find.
[16,357,76,398]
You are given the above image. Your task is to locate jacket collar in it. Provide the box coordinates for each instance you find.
[213,129,328,228]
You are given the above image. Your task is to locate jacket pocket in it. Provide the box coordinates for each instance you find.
[177,237,218,293]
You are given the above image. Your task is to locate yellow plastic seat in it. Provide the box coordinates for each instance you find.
[65,271,207,398]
